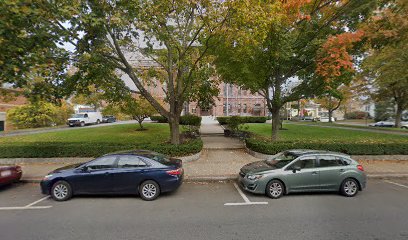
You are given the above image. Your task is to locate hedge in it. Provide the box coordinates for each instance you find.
[150,115,202,126]
[245,137,408,155]
[0,139,203,158]
[216,116,267,125]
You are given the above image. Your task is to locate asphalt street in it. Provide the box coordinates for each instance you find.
[1,179,408,240]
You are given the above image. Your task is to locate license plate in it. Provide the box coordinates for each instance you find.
[1,170,12,177]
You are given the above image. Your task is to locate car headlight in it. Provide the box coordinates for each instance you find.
[43,174,53,180]
[247,174,263,180]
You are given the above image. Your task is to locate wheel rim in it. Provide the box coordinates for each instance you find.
[53,184,68,199]
[142,184,157,199]
[344,180,357,195]
[269,182,282,197]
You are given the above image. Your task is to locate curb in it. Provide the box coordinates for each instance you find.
[21,174,408,184]
[178,151,202,163]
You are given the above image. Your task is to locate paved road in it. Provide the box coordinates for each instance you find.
[0,120,139,137]
[1,179,408,240]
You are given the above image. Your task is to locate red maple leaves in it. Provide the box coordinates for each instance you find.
[316,31,364,82]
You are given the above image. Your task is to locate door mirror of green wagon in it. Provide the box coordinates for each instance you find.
[292,165,301,173]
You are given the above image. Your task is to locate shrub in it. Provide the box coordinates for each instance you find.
[245,138,408,155]
[180,114,202,126]
[7,101,74,129]
[0,139,203,158]
[217,116,267,125]
[150,115,202,126]
[150,115,168,123]
[344,111,369,120]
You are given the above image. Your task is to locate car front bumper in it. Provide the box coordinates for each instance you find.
[238,175,266,194]
[40,180,52,195]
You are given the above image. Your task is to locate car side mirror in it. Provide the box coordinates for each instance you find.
[80,166,89,172]
[292,166,301,173]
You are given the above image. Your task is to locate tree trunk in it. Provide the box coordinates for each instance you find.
[395,105,403,128]
[271,107,280,141]
[138,120,144,130]
[169,115,181,145]
[328,110,333,123]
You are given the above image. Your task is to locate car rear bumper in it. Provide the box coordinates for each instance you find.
[160,175,183,193]
[0,171,22,186]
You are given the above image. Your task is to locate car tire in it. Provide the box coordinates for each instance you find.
[139,180,160,201]
[402,126,407,129]
[80,121,85,127]
[51,180,73,201]
[96,119,100,124]
[340,178,359,197]
[266,180,284,199]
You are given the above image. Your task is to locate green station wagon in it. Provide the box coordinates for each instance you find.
[239,149,366,199]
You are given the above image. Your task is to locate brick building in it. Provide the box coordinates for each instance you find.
[0,88,28,131]
[130,59,267,117]
[185,83,267,117]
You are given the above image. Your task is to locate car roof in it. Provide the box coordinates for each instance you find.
[104,149,162,157]
[285,149,350,157]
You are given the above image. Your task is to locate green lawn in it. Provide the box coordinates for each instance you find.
[288,120,407,132]
[246,123,408,142]
[245,123,408,155]
[0,123,202,158]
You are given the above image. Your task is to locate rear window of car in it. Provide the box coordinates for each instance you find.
[143,153,173,166]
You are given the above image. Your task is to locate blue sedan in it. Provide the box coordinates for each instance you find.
[40,150,183,201]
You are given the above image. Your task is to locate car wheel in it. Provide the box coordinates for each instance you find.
[402,126,407,129]
[96,119,100,124]
[80,121,85,127]
[139,180,160,201]
[266,180,284,199]
[340,178,359,197]
[51,180,72,201]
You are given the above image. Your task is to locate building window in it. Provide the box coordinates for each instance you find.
[223,104,226,113]
[243,104,247,113]
[238,103,241,113]
[192,108,196,114]
[238,88,242,96]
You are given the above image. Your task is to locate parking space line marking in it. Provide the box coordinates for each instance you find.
[24,196,50,208]
[385,180,408,189]
[224,183,268,206]
[0,206,52,210]
[224,202,268,206]
[233,183,251,203]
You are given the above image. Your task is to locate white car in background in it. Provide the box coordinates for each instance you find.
[67,112,103,127]
[401,122,408,129]
[319,117,335,122]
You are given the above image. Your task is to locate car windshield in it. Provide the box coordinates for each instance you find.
[265,152,297,169]
[71,114,85,118]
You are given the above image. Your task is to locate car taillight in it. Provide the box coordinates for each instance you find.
[166,168,183,176]
[357,165,364,171]
[15,166,22,172]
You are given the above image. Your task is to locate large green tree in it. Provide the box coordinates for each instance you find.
[1,0,229,144]
[70,0,229,144]
[212,0,376,140]
[361,0,408,127]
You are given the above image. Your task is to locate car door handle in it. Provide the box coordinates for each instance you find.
[339,169,345,172]
[312,171,318,175]
[104,172,110,175]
